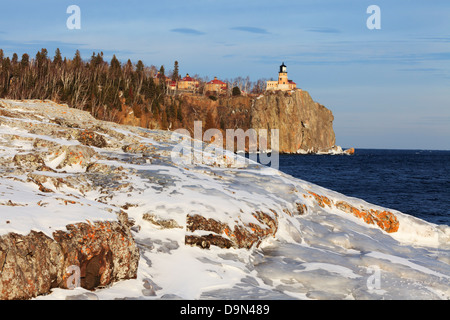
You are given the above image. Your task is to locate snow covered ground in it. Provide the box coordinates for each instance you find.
[0,99,449,300]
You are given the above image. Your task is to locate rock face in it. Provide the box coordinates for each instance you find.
[0,219,139,300]
[251,90,337,154]
[0,100,143,299]
[119,90,339,154]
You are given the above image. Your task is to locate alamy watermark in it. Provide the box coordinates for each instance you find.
[66,265,81,289]
[366,265,382,292]
[367,5,381,30]
[170,121,279,169]
[67,5,81,30]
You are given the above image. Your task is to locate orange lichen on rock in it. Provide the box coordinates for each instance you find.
[186,210,278,249]
[305,190,400,233]
[307,191,332,208]
[335,201,399,233]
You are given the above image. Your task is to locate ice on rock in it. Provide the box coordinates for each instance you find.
[0,99,448,300]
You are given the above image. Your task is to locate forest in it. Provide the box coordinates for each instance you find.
[0,48,267,127]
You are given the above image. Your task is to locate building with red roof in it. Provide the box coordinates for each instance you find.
[204,77,228,94]
[178,73,199,91]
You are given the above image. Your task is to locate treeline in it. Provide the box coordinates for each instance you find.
[0,48,173,122]
[0,48,269,127]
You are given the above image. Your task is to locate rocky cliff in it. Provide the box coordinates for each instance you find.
[250,90,337,154]
[117,90,342,154]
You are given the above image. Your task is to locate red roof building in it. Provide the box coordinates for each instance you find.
[205,77,228,93]
[178,73,199,91]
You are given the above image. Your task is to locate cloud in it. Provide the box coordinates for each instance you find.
[397,68,440,73]
[170,28,205,35]
[306,27,341,34]
[416,36,450,43]
[231,26,270,34]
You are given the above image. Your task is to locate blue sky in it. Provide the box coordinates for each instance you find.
[1,0,449,150]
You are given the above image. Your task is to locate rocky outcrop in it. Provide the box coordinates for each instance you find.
[185,210,279,250]
[118,90,341,154]
[305,191,399,233]
[0,217,139,300]
[251,90,337,154]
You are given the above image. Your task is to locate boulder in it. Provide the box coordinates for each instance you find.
[0,216,139,299]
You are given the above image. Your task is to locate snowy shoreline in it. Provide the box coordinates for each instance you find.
[0,99,449,300]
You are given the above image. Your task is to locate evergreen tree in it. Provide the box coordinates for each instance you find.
[53,48,62,66]
[73,50,82,69]
[109,54,121,79]
[172,61,179,81]
[136,60,144,75]
[11,53,18,66]
[177,103,183,123]
[20,53,30,69]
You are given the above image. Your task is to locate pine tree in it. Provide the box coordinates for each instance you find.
[177,103,183,123]
[11,53,18,66]
[172,61,179,81]
[73,50,82,69]
[53,48,62,66]
[109,54,121,79]
[136,60,144,75]
[20,53,30,69]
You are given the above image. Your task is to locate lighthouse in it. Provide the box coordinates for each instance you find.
[265,62,297,91]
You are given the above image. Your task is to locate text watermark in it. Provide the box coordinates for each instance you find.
[171,121,279,169]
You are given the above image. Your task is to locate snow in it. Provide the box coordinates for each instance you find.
[0,99,449,300]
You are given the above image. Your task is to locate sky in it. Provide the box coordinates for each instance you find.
[0,0,449,150]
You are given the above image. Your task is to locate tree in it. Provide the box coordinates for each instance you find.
[136,60,144,75]
[177,103,183,123]
[11,53,18,66]
[20,53,30,69]
[232,86,241,96]
[159,65,165,76]
[53,48,62,66]
[109,54,121,79]
[73,50,82,69]
[172,60,179,81]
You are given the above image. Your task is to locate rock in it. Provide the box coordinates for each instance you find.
[48,145,98,169]
[344,148,355,155]
[185,211,278,249]
[304,189,399,233]
[142,213,182,229]
[335,201,399,233]
[13,153,45,169]
[162,91,337,154]
[76,129,108,148]
[0,217,139,300]
[251,91,336,153]
[53,219,140,290]
[0,231,62,300]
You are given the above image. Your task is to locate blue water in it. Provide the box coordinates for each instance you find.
[275,149,450,226]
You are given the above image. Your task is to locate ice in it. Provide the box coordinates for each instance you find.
[0,99,448,300]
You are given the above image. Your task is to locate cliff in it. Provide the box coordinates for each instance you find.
[116,90,342,154]
[250,90,337,154]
